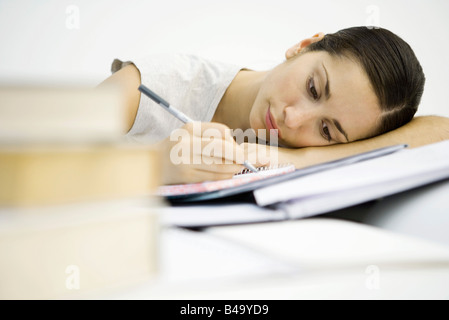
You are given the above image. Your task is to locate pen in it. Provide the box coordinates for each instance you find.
[138,84,258,173]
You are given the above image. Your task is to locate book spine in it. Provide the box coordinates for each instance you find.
[0,146,161,206]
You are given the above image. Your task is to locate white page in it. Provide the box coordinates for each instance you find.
[159,203,286,227]
[254,140,449,208]
[279,169,449,219]
[157,227,298,282]
[207,219,449,270]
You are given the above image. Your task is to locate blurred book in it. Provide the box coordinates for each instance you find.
[0,85,126,144]
[0,85,163,299]
[0,144,161,206]
[0,198,161,299]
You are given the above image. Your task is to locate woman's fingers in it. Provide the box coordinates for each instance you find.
[241,142,274,167]
[175,122,246,165]
[161,122,252,184]
[189,166,243,183]
[161,122,282,184]
[165,161,243,184]
[193,139,245,164]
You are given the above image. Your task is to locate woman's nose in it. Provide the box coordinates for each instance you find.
[283,105,316,129]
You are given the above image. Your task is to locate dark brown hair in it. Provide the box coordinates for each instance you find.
[305,26,425,138]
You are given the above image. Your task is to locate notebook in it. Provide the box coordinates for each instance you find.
[160,141,449,228]
[254,140,449,215]
[157,144,407,203]
[158,164,295,200]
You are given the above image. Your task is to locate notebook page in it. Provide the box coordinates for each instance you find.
[157,164,295,197]
[254,140,449,207]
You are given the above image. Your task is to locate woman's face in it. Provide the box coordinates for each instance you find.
[249,51,382,147]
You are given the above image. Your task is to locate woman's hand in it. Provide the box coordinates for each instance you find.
[241,142,279,168]
[157,122,269,185]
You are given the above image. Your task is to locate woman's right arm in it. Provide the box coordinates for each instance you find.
[96,64,254,184]
[97,64,142,133]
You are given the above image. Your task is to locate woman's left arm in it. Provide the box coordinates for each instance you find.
[246,116,449,169]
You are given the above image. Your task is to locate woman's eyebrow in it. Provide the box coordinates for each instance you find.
[322,63,331,100]
[322,62,349,142]
[332,119,349,142]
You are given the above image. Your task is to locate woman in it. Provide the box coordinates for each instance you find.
[100,26,448,184]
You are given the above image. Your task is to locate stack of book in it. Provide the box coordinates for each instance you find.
[0,85,162,299]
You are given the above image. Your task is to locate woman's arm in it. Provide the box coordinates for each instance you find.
[272,115,449,169]
[97,64,141,132]
[96,64,254,184]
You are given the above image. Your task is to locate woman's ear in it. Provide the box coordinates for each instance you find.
[285,32,325,60]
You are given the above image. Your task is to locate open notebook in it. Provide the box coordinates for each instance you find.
[157,144,407,203]
[160,141,449,228]
[158,164,296,201]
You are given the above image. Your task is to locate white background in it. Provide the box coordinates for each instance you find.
[0,0,448,117]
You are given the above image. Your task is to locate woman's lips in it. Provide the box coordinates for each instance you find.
[265,107,282,139]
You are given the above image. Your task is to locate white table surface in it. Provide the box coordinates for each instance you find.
[83,207,449,299]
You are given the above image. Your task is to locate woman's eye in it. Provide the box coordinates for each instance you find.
[308,77,319,100]
[322,121,332,142]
